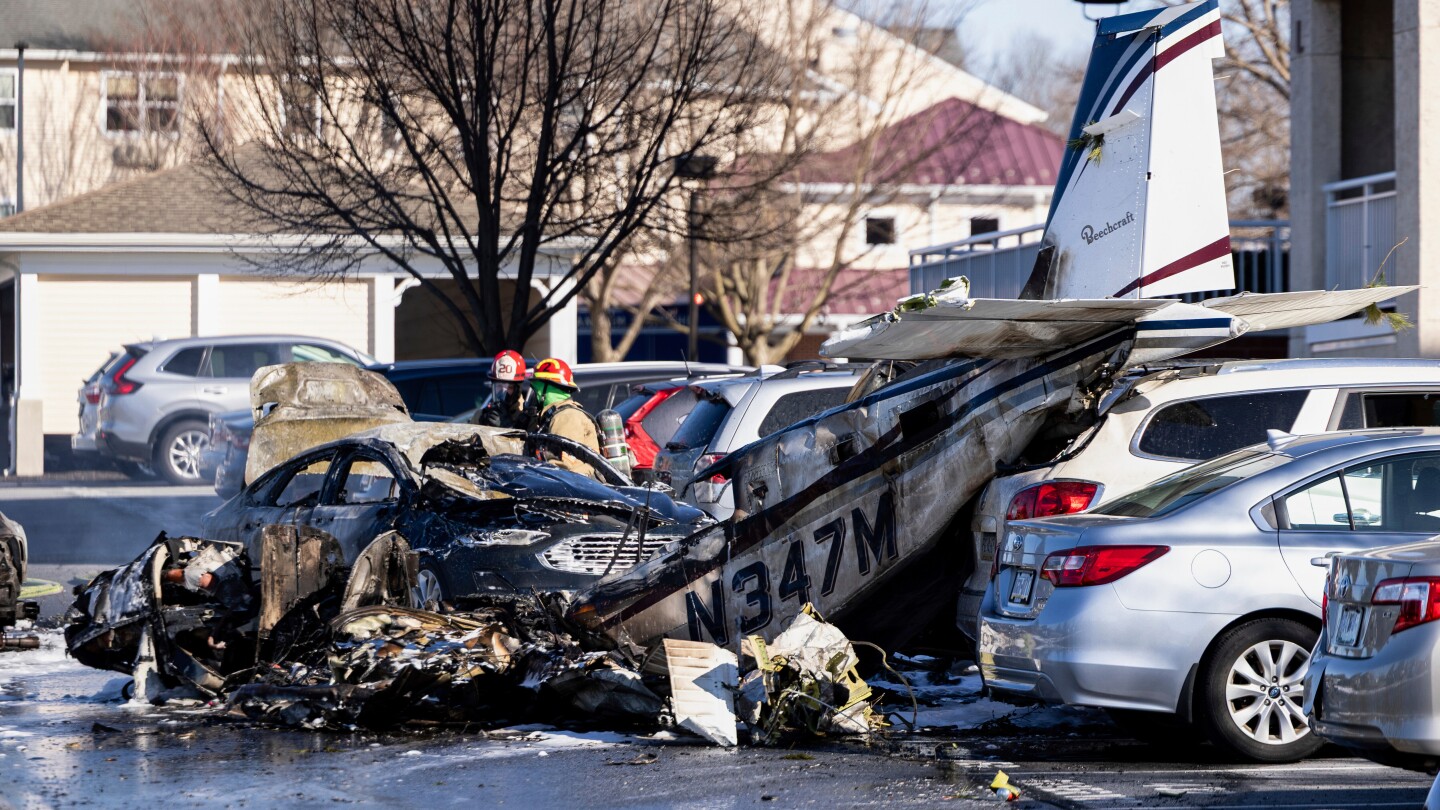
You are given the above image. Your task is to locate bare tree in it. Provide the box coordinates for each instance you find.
[684,1,1003,365]
[1162,0,1290,218]
[980,31,1086,138]
[191,0,775,357]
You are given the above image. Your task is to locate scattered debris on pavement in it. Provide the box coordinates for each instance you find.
[64,533,904,746]
[990,770,1020,802]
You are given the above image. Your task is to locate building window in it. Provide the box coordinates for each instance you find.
[103,72,181,134]
[970,217,999,236]
[280,78,322,140]
[0,71,14,131]
[865,216,896,245]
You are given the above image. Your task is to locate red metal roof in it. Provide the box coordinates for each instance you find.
[795,97,1062,188]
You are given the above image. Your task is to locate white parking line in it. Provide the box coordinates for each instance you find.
[1024,777,1128,803]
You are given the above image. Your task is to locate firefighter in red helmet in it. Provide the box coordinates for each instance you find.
[531,358,602,478]
[474,350,535,430]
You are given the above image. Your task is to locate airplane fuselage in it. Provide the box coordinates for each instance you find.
[577,328,1138,649]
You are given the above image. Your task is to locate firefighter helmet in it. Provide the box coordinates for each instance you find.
[532,357,579,390]
[489,350,526,382]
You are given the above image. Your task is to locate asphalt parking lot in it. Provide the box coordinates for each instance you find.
[0,482,1436,808]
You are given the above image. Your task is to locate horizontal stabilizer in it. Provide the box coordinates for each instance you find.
[820,298,1170,360]
[1201,287,1421,331]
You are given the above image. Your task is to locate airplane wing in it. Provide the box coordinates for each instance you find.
[821,297,1172,360]
[822,287,1421,363]
[1200,287,1421,331]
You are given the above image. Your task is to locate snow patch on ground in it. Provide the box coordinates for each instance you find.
[0,630,76,689]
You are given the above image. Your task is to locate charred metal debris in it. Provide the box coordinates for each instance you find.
[65,533,910,744]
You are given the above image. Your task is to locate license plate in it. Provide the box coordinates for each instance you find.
[1009,570,1035,605]
[1335,605,1363,647]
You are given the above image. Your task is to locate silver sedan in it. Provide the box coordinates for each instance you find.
[1306,539,1440,772]
[979,428,1440,763]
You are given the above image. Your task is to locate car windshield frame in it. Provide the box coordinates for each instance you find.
[1092,448,1289,519]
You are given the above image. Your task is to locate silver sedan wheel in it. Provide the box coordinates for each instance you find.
[412,569,444,611]
[167,430,209,480]
[1225,639,1311,745]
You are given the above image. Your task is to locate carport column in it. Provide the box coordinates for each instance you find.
[1394,0,1440,357]
[14,273,42,476]
[542,277,578,362]
[192,274,219,336]
[369,275,395,363]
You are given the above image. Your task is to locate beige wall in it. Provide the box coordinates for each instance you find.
[33,274,193,433]
[793,192,1050,271]
[0,57,196,211]
[214,277,373,356]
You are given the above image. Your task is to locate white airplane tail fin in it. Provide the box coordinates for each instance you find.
[1023,1,1232,301]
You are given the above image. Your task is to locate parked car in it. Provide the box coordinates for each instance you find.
[70,352,119,457]
[961,358,1440,644]
[1306,539,1440,773]
[212,360,752,498]
[980,428,1440,763]
[86,336,373,484]
[653,364,866,519]
[611,371,759,483]
[200,423,710,606]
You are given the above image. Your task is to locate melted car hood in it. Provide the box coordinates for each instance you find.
[437,454,706,525]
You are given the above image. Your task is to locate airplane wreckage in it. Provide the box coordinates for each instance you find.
[66,1,1416,743]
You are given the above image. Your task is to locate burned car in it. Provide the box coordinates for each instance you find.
[0,512,38,632]
[201,422,710,607]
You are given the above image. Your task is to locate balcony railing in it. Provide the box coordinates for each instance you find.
[909,220,1290,300]
[1324,171,1397,290]
[908,225,1044,298]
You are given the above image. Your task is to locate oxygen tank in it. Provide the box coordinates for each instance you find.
[597,409,633,478]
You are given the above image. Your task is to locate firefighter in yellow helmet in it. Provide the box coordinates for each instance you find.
[530,358,603,479]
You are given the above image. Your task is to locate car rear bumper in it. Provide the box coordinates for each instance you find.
[979,585,1229,712]
[95,430,148,461]
[70,433,98,453]
[198,447,225,478]
[1307,625,1440,759]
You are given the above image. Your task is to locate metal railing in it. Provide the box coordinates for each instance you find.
[909,220,1290,300]
[1324,171,1397,290]
[908,225,1044,298]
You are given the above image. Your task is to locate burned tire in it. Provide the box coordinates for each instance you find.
[1197,618,1324,763]
[154,420,210,485]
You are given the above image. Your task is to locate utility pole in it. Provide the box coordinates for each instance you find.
[14,41,25,213]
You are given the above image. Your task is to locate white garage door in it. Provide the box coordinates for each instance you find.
[216,278,372,359]
[36,275,194,434]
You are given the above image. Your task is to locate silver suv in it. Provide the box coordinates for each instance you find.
[89,335,372,484]
[653,365,864,520]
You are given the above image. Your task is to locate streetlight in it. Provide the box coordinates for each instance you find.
[672,153,718,362]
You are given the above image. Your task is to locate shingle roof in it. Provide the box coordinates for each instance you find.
[796,97,1062,188]
[1,0,147,51]
[0,160,253,234]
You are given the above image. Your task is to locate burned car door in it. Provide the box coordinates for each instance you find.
[233,451,337,553]
[304,447,407,563]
